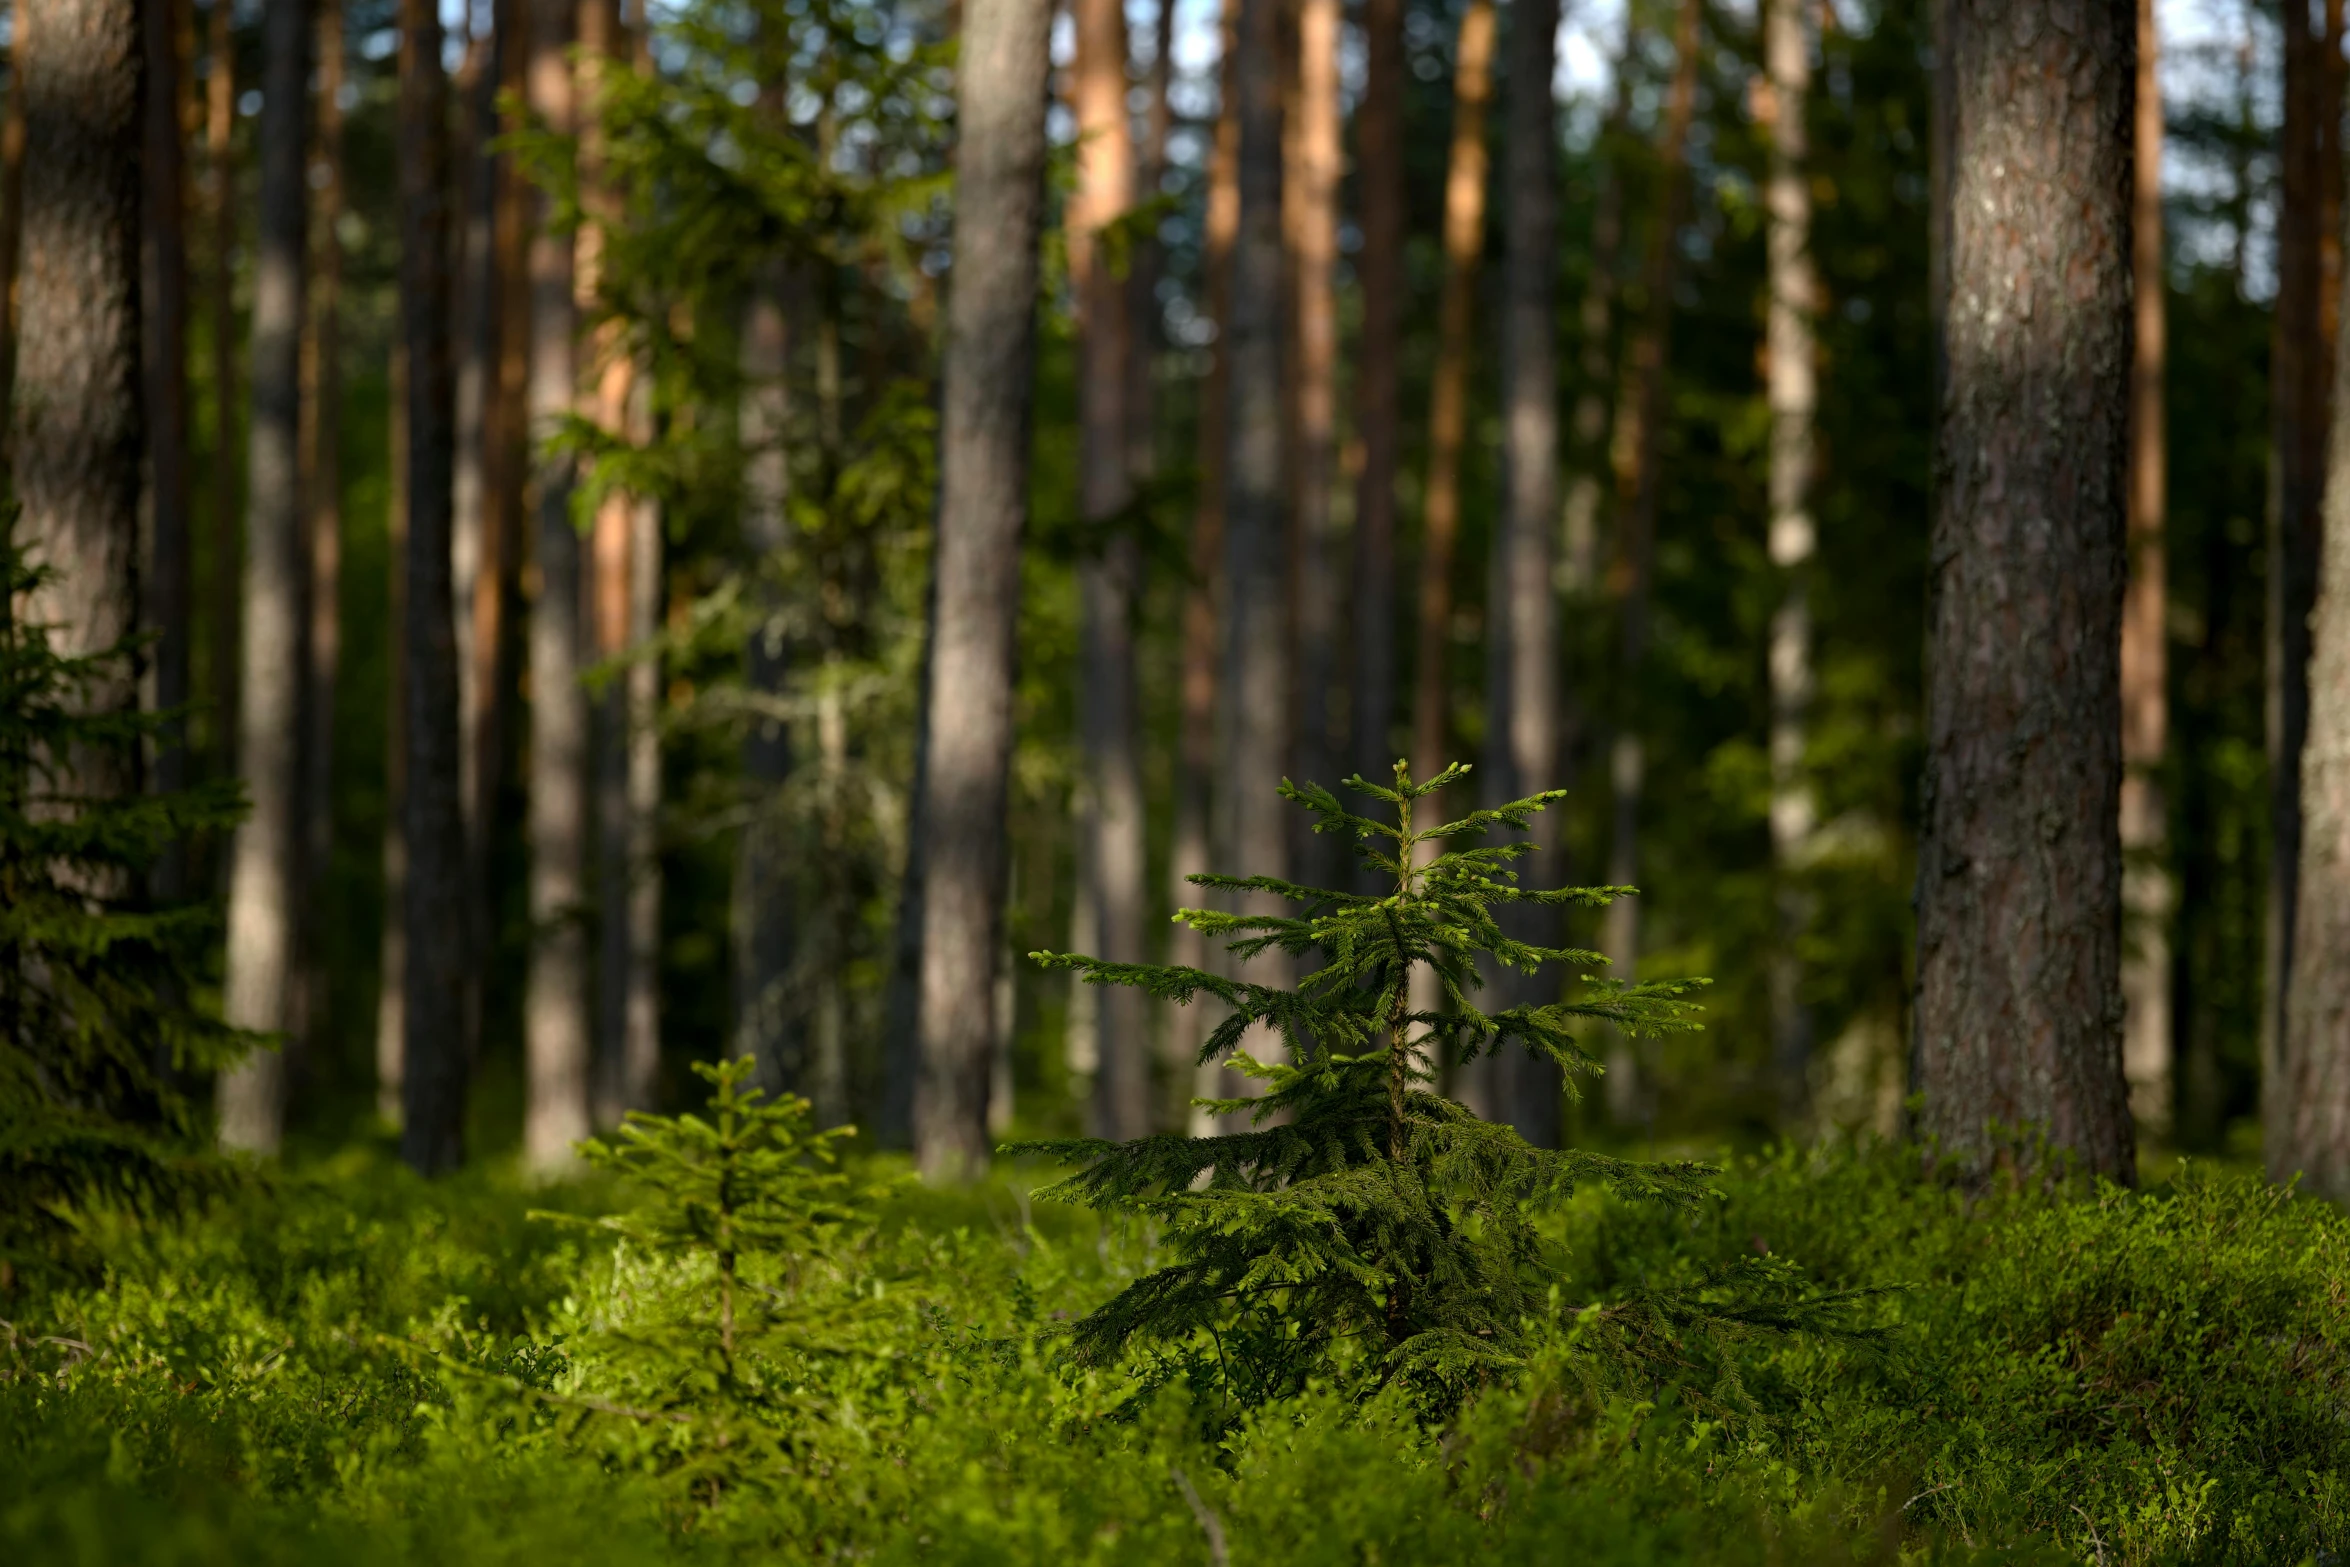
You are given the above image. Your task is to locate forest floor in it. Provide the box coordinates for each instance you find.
[1,1135,2344,1565]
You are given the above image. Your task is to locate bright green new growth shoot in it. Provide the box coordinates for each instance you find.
[1013,764,1714,1413]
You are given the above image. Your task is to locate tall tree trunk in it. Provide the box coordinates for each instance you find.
[2266,0,2345,1156]
[524,0,589,1169]
[377,339,407,1124]
[1071,0,1149,1140]
[2120,0,2169,1138]
[1211,0,1290,1120]
[1561,46,1632,608]
[206,0,238,780]
[296,0,343,1058]
[0,13,26,424]
[1347,0,1402,803]
[399,0,467,1174]
[1468,0,1559,1145]
[621,372,660,1116]
[2279,119,2350,1198]
[143,0,194,904]
[1128,0,1173,483]
[219,0,311,1155]
[1406,0,1493,792]
[1915,0,2134,1182]
[13,0,140,723]
[579,0,637,1129]
[734,262,798,1094]
[1170,0,1238,1133]
[1600,0,1699,1127]
[1286,0,1338,886]
[1764,0,1819,1126]
[908,0,1052,1178]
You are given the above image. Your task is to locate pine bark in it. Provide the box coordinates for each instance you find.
[1764,0,1819,1125]
[295,0,344,1054]
[1214,0,1291,1110]
[1285,0,1338,890]
[1915,0,2135,1182]
[909,0,1052,1178]
[0,15,26,422]
[399,0,468,1175]
[2119,0,2169,1136]
[524,0,590,1169]
[621,378,660,1116]
[1467,0,1559,1145]
[1600,0,1699,1125]
[142,0,194,899]
[219,0,311,1154]
[2265,0,2344,1154]
[1169,0,1238,1133]
[376,341,407,1124]
[12,0,141,731]
[1071,0,1149,1139]
[453,1,508,916]
[2279,118,2350,1199]
[1346,0,1402,801]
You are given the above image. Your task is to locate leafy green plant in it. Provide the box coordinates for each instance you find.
[0,545,250,1282]
[1014,764,1716,1412]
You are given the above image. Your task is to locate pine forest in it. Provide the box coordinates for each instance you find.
[4,0,2350,1560]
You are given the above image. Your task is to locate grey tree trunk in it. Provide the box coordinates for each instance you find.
[219,0,310,1155]
[908,0,1052,1177]
[1347,0,1402,807]
[377,343,407,1124]
[1600,0,1699,1128]
[1467,0,1560,1146]
[2120,0,2170,1137]
[523,0,589,1169]
[1071,0,1149,1139]
[205,0,239,780]
[734,267,798,1095]
[142,0,194,904]
[0,9,26,421]
[1764,0,1819,1126]
[2265,0,2343,1160]
[2278,133,2350,1198]
[1209,0,1290,1120]
[398,0,469,1175]
[1915,0,2135,1183]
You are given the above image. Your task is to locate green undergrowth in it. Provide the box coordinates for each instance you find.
[0,1136,2342,1566]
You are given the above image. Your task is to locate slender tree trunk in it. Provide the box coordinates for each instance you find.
[377,340,407,1124]
[1347,0,1402,802]
[1212,0,1291,1117]
[2119,0,2169,1138]
[524,0,590,1169]
[206,0,238,780]
[1764,0,1819,1127]
[1468,0,1560,1145]
[452,1,504,938]
[1286,0,1338,886]
[0,13,27,425]
[909,0,1052,1178]
[218,0,311,1155]
[1561,48,1632,608]
[1171,0,1238,1133]
[2265,0,2345,1155]
[294,0,343,1057]
[734,262,798,1094]
[1600,0,1699,1127]
[1406,0,1494,792]
[399,0,467,1174]
[1070,0,1148,1139]
[1128,0,1174,483]
[578,0,637,1129]
[1916,0,2135,1182]
[13,0,140,730]
[622,373,659,1116]
[2279,115,2350,1197]
[143,0,194,903]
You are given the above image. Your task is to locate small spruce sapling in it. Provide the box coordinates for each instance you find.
[1012,764,1714,1412]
